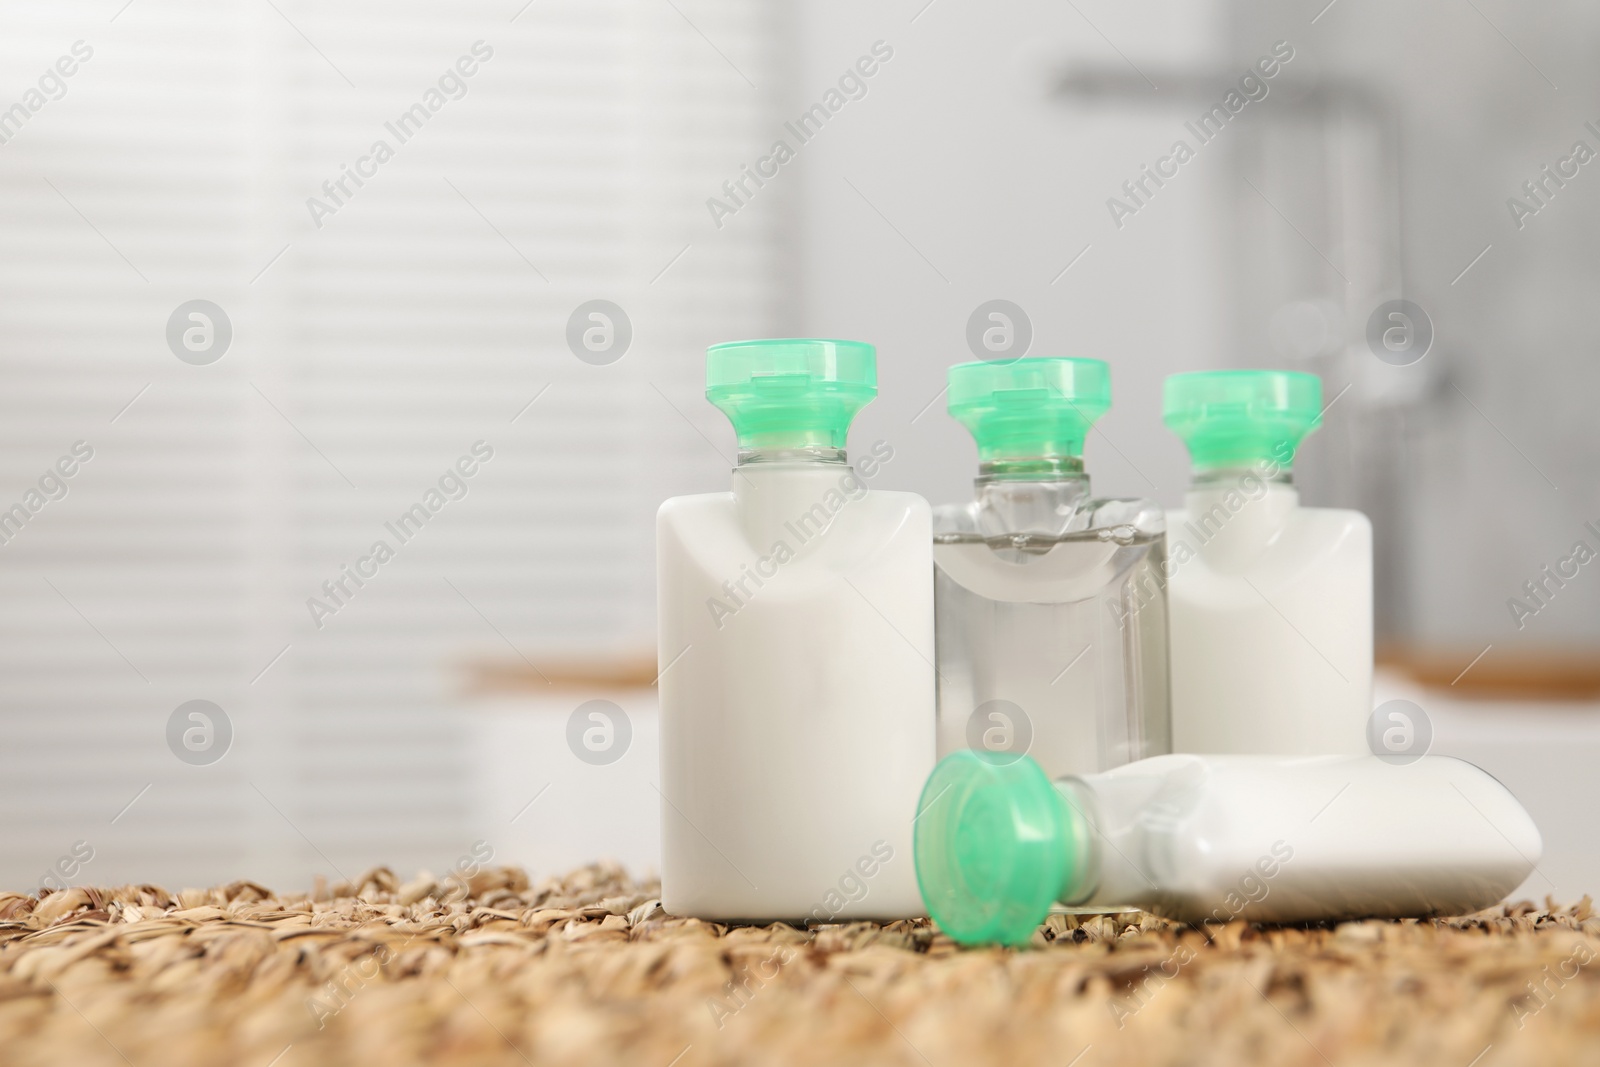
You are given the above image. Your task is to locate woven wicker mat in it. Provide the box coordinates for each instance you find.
[0,865,1595,1067]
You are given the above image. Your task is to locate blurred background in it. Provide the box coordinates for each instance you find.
[1,0,1596,901]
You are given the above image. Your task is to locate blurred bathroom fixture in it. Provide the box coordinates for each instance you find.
[1052,59,1421,641]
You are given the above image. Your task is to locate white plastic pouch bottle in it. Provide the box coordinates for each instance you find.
[915,750,1541,944]
[1163,370,1372,754]
[657,339,934,921]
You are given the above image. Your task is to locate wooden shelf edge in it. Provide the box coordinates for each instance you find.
[1380,643,1600,702]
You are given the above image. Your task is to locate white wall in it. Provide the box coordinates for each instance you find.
[786,0,1233,509]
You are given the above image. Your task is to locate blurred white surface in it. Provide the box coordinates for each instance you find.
[464,689,661,883]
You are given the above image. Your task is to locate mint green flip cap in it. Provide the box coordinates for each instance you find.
[947,358,1111,463]
[1163,370,1322,471]
[914,750,1086,947]
[707,339,876,452]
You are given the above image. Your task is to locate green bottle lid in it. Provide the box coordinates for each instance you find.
[1163,370,1322,471]
[913,750,1086,947]
[947,358,1111,463]
[706,339,876,453]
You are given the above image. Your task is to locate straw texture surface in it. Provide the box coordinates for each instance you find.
[1,864,1596,1066]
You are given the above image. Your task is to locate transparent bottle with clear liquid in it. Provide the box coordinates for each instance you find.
[933,358,1170,779]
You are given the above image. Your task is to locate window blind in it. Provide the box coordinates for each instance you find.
[0,0,781,890]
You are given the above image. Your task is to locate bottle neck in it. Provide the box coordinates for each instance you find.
[736,445,847,467]
[977,455,1085,481]
[731,452,862,549]
[1189,463,1293,491]
[1053,779,1102,907]
[973,458,1090,538]
[1058,766,1189,911]
[1181,465,1299,568]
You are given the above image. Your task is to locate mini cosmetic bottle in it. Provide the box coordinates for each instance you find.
[657,339,935,920]
[1163,370,1373,755]
[915,750,1540,944]
[933,358,1170,778]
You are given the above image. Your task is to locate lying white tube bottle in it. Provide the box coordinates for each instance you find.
[915,751,1541,944]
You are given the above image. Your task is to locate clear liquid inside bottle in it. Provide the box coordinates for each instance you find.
[933,464,1172,777]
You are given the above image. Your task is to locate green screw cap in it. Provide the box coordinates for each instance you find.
[706,339,876,453]
[1163,370,1322,471]
[947,358,1111,463]
[913,750,1084,947]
